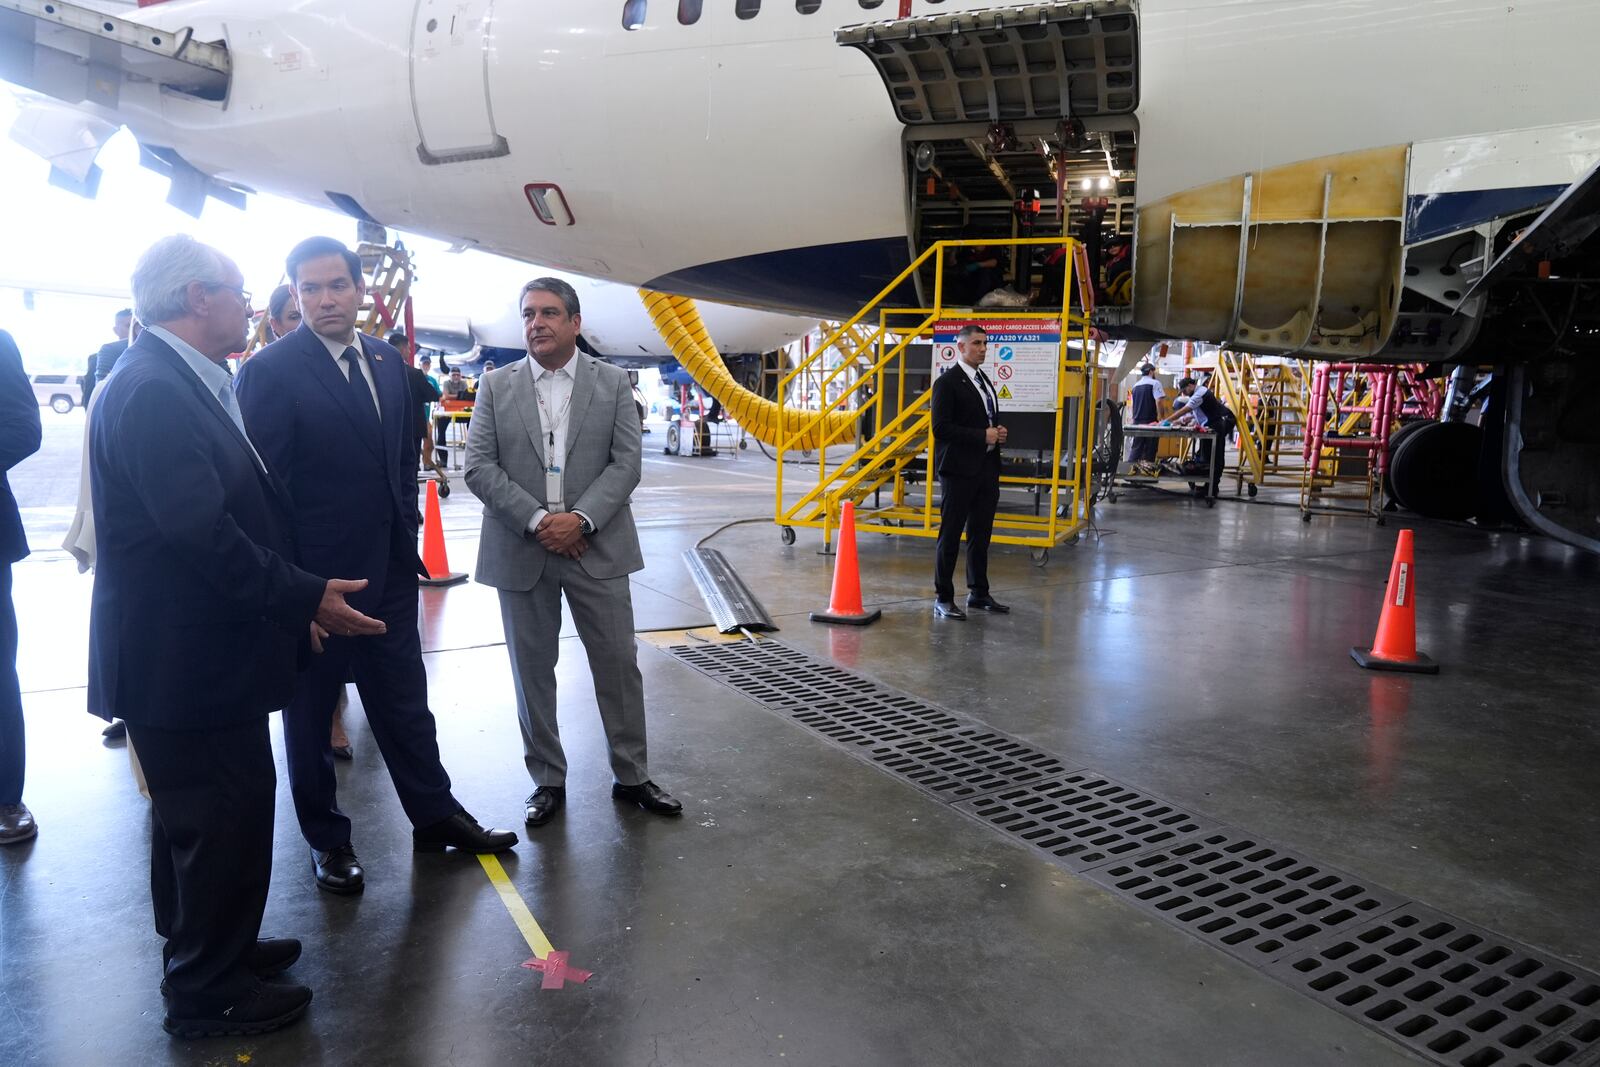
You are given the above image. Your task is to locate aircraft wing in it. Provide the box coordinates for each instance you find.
[0,0,247,212]
[0,0,228,107]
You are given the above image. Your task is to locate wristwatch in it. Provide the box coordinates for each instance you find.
[577,515,594,535]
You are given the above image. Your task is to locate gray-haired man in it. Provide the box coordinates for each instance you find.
[465,278,680,826]
[88,235,384,1037]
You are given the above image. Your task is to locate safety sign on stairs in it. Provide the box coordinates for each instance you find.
[933,319,1061,412]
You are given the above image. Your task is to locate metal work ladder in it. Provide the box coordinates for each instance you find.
[1299,363,1400,522]
[1213,351,1311,497]
[773,237,1095,562]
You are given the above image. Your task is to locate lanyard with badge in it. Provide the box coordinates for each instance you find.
[535,374,572,505]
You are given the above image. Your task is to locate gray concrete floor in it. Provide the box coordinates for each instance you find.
[2,411,1597,1065]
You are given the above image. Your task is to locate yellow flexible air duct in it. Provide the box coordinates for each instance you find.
[637,289,857,451]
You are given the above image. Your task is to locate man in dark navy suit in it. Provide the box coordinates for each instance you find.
[237,237,515,896]
[0,328,42,846]
[89,235,386,1037]
[931,324,1011,620]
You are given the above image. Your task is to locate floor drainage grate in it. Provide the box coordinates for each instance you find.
[957,772,1212,871]
[1272,905,1600,1067]
[1084,831,1404,963]
[663,638,1600,1067]
[865,728,1074,802]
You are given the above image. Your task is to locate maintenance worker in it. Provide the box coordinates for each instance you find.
[1170,376,1236,498]
[1126,363,1165,474]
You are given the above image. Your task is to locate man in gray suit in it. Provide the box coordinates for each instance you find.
[465,278,681,826]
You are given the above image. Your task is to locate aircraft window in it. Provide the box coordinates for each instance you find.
[678,0,702,24]
[622,0,647,30]
[859,0,884,9]
[736,0,761,17]
[797,0,822,12]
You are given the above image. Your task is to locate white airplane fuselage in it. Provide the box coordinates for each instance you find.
[99,0,1600,319]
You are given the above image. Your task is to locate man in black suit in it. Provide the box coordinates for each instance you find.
[89,235,386,1037]
[91,307,133,385]
[237,237,515,896]
[931,324,1011,620]
[0,329,42,846]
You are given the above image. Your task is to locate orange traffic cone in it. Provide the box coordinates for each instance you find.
[1351,529,1437,673]
[419,480,467,587]
[810,500,881,626]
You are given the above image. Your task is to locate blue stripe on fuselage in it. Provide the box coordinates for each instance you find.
[1406,185,1568,244]
[644,236,916,318]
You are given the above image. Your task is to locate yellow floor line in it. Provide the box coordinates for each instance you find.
[477,853,555,959]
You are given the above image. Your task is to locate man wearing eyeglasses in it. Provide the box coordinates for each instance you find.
[88,235,387,1036]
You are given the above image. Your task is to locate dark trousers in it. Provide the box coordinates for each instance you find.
[126,717,274,1006]
[1128,435,1158,464]
[284,555,459,851]
[934,454,1001,602]
[434,414,452,448]
[1198,421,1232,496]
[0,563,22,805]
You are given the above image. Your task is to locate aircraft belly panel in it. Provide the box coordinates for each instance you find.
[1134,145,1407,357]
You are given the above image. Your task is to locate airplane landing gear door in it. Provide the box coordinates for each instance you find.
[410,0,510,165]
[837,2,1140,308]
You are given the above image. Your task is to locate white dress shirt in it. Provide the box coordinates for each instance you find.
[954,358,1000,452]
[145,324,265,471]
[313,328,381,421]
[522,356,594,535]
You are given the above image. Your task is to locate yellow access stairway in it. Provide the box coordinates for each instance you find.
[772,237,1097,555]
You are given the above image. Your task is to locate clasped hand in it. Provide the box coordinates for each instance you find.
[536,513,588,560]
[985,424,1009,446]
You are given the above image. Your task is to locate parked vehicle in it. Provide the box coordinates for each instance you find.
[30,374,78,414]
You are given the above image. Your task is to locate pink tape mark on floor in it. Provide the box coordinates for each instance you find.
[522,950,594,990]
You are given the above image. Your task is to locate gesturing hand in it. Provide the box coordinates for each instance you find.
[310,578,387,654]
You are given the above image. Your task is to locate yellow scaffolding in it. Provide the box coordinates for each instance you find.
[774,237,1095,558]
[1211,351,1311,497]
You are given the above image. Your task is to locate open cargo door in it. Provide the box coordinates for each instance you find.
[838,2,1140,310]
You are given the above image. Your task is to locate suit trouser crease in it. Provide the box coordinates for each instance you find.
[935,461,1000,601]
[498,554,649,789]
[0,563,23,805]
[284,560,460,850]
[127,718,273,1004]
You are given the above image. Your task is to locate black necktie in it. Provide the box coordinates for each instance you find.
[976,370,997,423]
[342,346,379,420]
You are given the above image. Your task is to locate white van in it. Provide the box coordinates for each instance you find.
[30,374,81,414]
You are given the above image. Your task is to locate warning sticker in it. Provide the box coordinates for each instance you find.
[933,319,1061,413]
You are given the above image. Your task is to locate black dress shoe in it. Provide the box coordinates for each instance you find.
[612,781,683,816]
[966,596,1011,614]
[524,786,565,826]
[311,844,364,894]
[330,744,353,761]
[933,599,967,620]
[163,980,312,1039]
[163,936,304,999]
[0,803,37,845]
[101,719,127,739]
[247,938,302,977]
[412,810,518,853]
